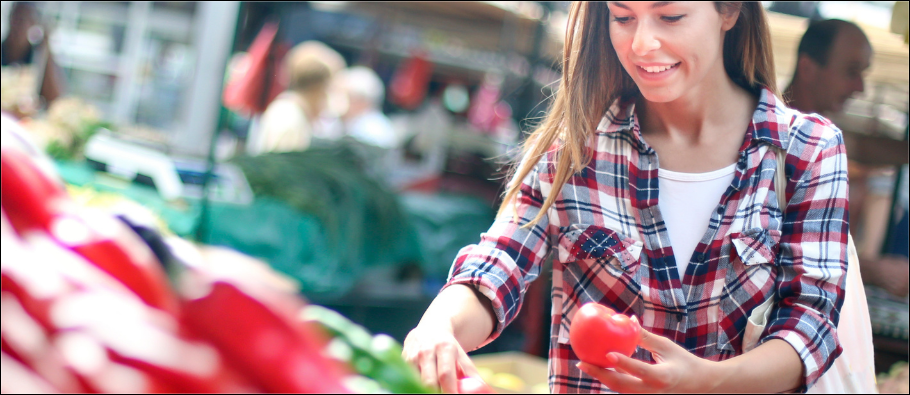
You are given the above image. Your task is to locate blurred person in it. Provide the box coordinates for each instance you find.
[856,163,909,299]
[315,65,351,141]
[784,19,908,299]
[782,19,906,173]
[783,19,871,116]
[1,1,64,108]
[404,2,853,393]
[246,41,346,155]
[341,65,396,149]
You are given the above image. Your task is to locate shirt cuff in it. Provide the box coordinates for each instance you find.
[440,277,506,350]
[762,323,842,392]
[441,244,526,350]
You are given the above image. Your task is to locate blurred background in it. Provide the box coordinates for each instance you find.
[0,2,907,393]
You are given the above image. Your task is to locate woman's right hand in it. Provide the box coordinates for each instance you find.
[402,321,481,393]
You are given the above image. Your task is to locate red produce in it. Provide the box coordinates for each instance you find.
[457,377,496,394]
[0,148,67,233]
[569,302,641,368]
[1,148,179,314]
[181,280,351,393]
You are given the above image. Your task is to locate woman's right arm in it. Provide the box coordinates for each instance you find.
[402,284,496,393]
[403,150,555,393]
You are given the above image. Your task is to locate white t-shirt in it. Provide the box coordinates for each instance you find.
[658,163,737,279]
[346,110,397,148]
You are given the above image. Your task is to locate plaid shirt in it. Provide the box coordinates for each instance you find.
[444,88,848,393]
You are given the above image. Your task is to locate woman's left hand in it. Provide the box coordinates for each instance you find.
[576,327,721,393]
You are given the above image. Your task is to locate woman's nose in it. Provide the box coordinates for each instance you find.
[631,22,661,57]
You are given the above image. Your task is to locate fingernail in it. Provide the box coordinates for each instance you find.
[606,353,619,365]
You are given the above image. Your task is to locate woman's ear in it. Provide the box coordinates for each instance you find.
[720,8,740,32]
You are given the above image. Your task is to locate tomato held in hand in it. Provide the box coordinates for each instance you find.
[569,302,641,368]
[457,377,495,394]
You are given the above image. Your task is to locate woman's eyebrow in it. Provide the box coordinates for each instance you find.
[610,2,675,10]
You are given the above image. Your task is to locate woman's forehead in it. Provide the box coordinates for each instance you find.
[609,2,677,11]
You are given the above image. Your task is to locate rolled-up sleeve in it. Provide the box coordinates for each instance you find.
[441,155,552,349]
[764,121,849,391]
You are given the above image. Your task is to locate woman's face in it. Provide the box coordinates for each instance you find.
[607,2,739,103]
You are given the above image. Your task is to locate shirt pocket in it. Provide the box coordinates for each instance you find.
[556,224,644,274]
[554,224,644,345]
[718,228,781,353]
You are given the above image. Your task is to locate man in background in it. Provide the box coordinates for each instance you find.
[341,66,396,149]
[785,19,871,116]
[785,19,908,298]
[786,19,909,370]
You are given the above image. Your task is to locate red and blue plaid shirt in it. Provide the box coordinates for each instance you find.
[444,88,848,393]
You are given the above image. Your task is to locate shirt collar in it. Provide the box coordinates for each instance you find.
[600,87,792,151]
[747,87,792,151]
[597,97,648,152]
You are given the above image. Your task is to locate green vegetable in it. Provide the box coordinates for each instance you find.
[231,141,405,252]
[46,120,109,161]
[342,375,389,394]
[301,305,432,393]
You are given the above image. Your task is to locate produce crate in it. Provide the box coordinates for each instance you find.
[470,351,549,394]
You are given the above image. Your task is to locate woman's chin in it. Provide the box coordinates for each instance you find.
[637,88,682,104]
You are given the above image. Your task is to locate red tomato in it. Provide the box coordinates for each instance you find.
[457,377,495,394]
[569,302,641,368]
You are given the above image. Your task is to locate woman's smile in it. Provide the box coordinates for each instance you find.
[634,62,682,81]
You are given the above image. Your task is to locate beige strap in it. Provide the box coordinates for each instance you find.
[774,146,787,212]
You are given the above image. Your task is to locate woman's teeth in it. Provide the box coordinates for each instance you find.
[642,64,677,73]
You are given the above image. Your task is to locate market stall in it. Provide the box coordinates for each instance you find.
[2,2,559,392]
[3,0,565,357]
[207,0,566,346]
[4,1,908,393]
[1,111,544,393]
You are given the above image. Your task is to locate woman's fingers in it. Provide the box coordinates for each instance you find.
[609,352,660,383]
[636,327,677,358]
[435,343,460,393]
[402,328,475,393]
[577,361,648,393]
[457,347,480,378]
[576,328,686,393]
[417,349,440,391]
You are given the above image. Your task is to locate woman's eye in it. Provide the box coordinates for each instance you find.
[661,15,685,22]
[612,16,632,24]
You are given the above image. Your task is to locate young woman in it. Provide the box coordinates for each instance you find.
[402,2,849,393]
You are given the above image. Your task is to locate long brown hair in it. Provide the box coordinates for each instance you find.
[499,2,778,226]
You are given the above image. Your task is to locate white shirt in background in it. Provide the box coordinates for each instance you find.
[658,163,737,279]
[346,110,397,149]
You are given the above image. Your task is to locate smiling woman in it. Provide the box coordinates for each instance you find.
[402,2,852,393]
[499,1,778,226]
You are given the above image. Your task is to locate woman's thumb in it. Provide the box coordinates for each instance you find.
[636,322,670,355]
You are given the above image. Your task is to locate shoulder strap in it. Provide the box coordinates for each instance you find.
[773,111,797,212]
[774,146,787,212]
